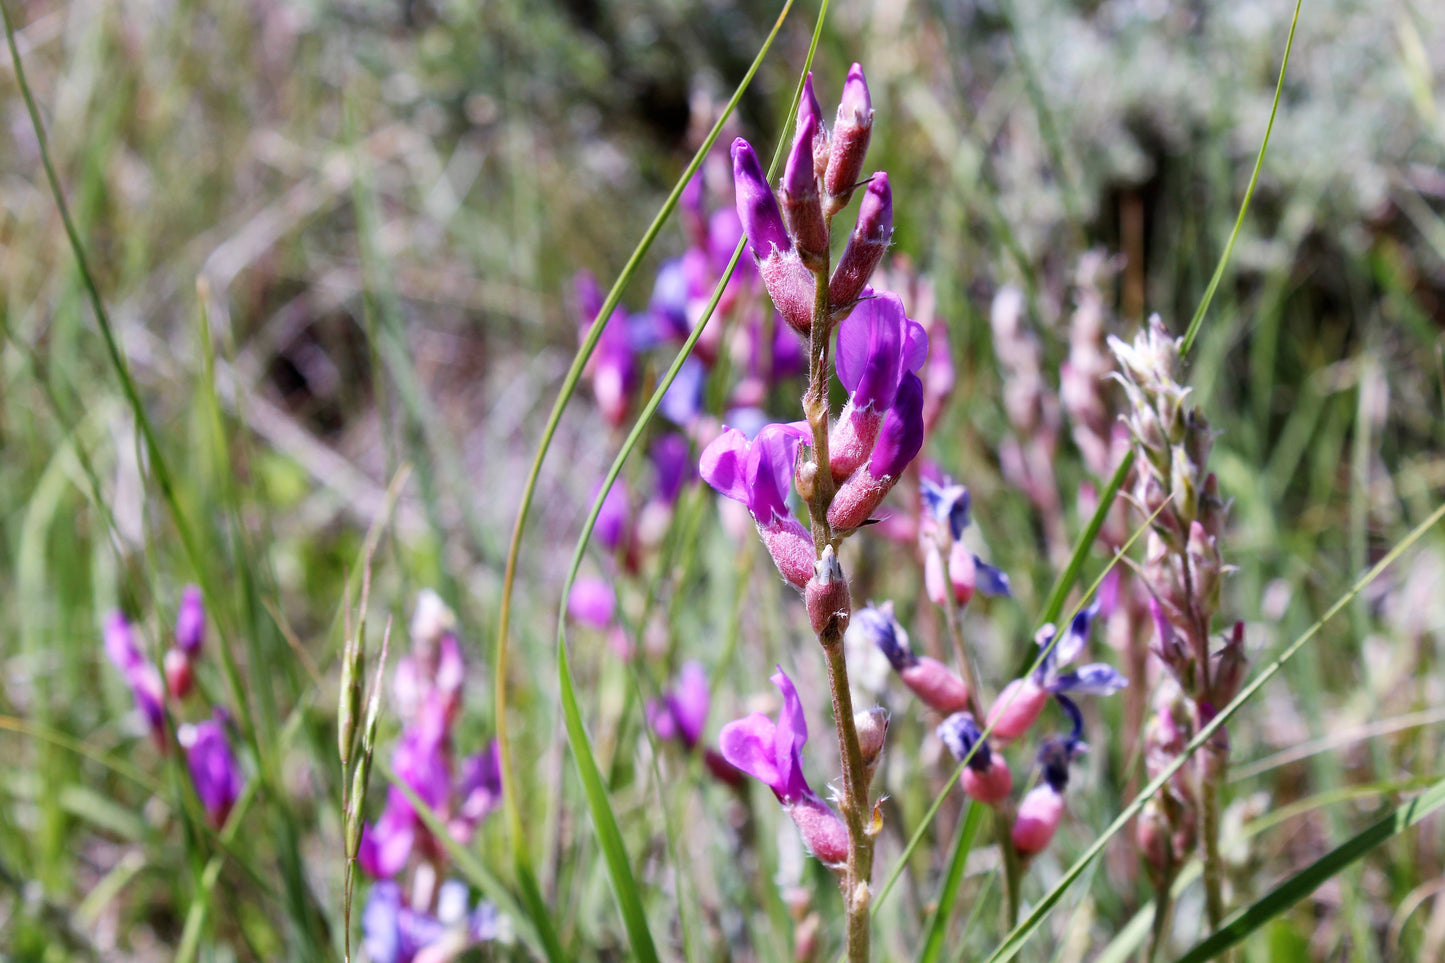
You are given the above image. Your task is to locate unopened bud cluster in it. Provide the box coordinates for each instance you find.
[1110,316,1244,906]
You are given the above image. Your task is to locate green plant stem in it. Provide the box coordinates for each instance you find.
[1000,797,1022,929]
[1143,857,1176,963]
[1199,745,1229,953]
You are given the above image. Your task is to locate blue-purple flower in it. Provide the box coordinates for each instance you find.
[986,601,1127,741]
[919,477,1011,607]
[647,661,710,751]
[828,291,928,481]
[362,879,498,963]
[103,611,166,747]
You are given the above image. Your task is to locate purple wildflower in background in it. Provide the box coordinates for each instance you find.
[567,577,616,630]
[650,433,694,507]
[103,611,167,747]
[852,601,970,714]
[919,478,1011,608]
[181,717,244,826]
[576,271,639,429]
[987,601,1127,742]
[719,669,848,866]
[648,661,710,750]
[174,585,205,656]
[362,879,498,963]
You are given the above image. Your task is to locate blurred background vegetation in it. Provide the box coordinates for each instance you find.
[1,0,1444,958]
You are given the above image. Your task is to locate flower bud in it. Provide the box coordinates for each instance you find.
[799,73,829,181]
[782,116,828,259]
[1137,798,1173,880]
[164,648,194,700]
[824,63,873,214]
[900,657,970,714]
[829,174,892,311]
[758,249,816,336]
[759,518,816,590]
[786,795,850,869]
[985,677,1049,742]
[1011,784,1064,857]
[806,546,851,637]
[1211,621,1247,705]
[731,138,790,259]
[961,753,1014,806]
[854,706,889,783]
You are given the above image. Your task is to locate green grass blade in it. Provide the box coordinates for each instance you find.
[981,501,1445,963]
[918,800,988,963]
[1180,0,1302,354]
[1173,775,1445,963]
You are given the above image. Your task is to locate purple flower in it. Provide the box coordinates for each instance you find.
[920,477,971,541]
[362,880,498,963]
[699,422,808,526]
[358,789,417,879]
[823,63,874,212]
[660,356,707,427]
[868,372,925,478]
[919,477,1011,605]
[835,291,928,413]
[718,668,812,804]
[103,611,168,745]
[851,602,916,671]
[567,577,616,630]
[104,610,143,673]
[594,478,631,554]
[182,718,243,826]
[174,585,205,657]
[452,741,503,841]
[648,257,691,341]
[649,661,710,750]
[829,173,893,309]
[987,602,1127,741]
[650,433,694,506]
[719,669,850,866]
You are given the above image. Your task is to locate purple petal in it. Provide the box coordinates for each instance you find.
[718,712,784,792]
[699,427,752,506]
[575,271,604,327]
[362,881,404,963]
[770,667,811,802]
[1051,663,1128,696]
[920,478,971,540]
[392,724,451,812]
[866,373,925,478]
[185,719,243,824]
[567,577,616,630]
[730,138,790,259]
[852,602,917,671]
[456,741,503,826]
[359,789,418,879]
[902,316,930,374]
[1055,599,1100,669]
[973,557,1012,598]
[744,423,803,524]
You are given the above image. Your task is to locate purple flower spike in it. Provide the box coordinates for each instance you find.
[718,667,812,804]
[823,63,874,212]
[567,577,616,630]
[453,741,503,839]
[175,585,205,657]
[830,173,893,310]
[730,138,790,259]
[183,718,243,826]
